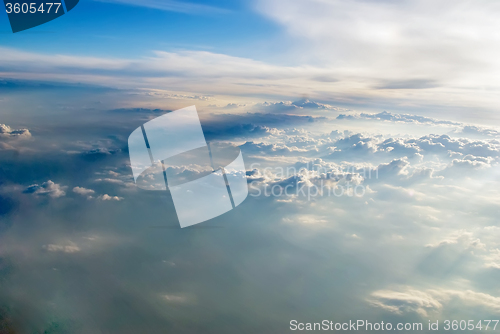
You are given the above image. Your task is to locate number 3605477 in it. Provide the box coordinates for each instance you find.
[5,3,62,14]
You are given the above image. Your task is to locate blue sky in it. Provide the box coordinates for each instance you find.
[0,0,283,59]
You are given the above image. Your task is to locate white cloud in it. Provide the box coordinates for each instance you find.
[94,0,228,14]
[368,287,500,316]
[94,178,125,185]
[3,43,500,115]
[369,286,500,316]
[98,194,124,201]
[338,111,461,126]
[482,249,500,269]
[368,288,442,317]
[256,100,345,113]
[255,0,500,115]
[0,124,31,139]
[24,180,67,198]
[4,102,500,329]
[73,186,95,197]
[425,229,486,250]
[282,215,329,226]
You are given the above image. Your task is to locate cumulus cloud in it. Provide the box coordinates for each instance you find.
[97,194,123,201]
[239,119,500,203]
[66,139,122,156]
[83,148,120,155]
[368,288,442,316]
[257,99,344,113]
[72,187,95,196]
[203,123,282,139]
[425,230,486,250]
[369,287,500,316]
[458,125,500,138]
[482,249,500,269]
[3,90,500,332]
[0,124,31,138]
[94,178,126,185]
[23,180,67,198]
[337,111,460,126]
[241,141,312,157]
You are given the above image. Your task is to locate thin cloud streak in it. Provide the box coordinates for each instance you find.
[93,0,230,14]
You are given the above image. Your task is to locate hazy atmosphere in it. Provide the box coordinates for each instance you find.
[1,1,500,333]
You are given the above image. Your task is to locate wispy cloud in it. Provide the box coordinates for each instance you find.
[3,46,500,116]
[94,0,229,14]
[255,0,500,116]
